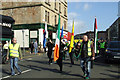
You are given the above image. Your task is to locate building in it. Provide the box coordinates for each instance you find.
[1,1,68,48]
[75,31,107,40]
[107,17,120,41]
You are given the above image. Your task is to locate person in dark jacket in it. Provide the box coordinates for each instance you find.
[46,39,54,64]
[30,41,34,54]
[57,37,66,72]
[80,35,95,80]
[74,42,81,61]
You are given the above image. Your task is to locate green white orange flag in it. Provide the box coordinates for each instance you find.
[54,14,60,61]
[69,21,74,53]
[94,17,98,54]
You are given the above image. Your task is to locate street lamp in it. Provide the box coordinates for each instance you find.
[22,29,25,56]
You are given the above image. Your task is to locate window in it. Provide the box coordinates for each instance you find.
[64,21,66,29]
[55,0,56,9]
[48,12,49,23]
[64,7,67,16]
[55,15,57,25]
[45,10,47,22]
[59,3,61,13]
[45,10,50,23]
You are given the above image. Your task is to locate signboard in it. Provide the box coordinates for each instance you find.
[30,31,37,38]
[0,23,11,28]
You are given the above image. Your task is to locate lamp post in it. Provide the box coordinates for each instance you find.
[22,29,25,56]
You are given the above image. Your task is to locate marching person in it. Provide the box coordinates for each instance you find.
[7,38,22,76]
[57,37,66,72]
[46,39,54,65]
[74,41,81,61]
[99,39,106,57]
[80,35,95,80]
[69,44,75,66]
[3,41,9,54]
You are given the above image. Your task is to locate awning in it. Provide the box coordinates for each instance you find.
[0,14,15,24]
[0,38,11,41]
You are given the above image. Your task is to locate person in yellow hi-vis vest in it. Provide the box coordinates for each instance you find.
[80,35,95,80]
[7,38,22,76]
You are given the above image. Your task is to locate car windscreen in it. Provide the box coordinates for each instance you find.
[108,42,120,48]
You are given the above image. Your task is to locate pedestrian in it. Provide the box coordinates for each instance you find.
[74,42,81,61]
[57,37,66,72]
[34,40,38,55]
[7,38,22,76]
[99,39,106,57]
[80,35,95,80]
[46,39,54,65]
[30,41,34,54]
[69,43,75,66]
[3,41,9,54]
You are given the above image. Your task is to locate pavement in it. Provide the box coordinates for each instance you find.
[0,52,120,80]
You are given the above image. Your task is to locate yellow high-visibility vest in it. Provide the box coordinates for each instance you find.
[80,41,92,56]
[9,43,20,57]
[100,42,105,48]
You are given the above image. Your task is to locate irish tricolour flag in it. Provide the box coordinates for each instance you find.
[54,14,61,61]
[94,17,98,54]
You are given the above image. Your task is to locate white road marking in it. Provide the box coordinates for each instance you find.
[27,58,32,60]
[0,69,31,80]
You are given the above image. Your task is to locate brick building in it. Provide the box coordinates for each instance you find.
[1,1,68,48]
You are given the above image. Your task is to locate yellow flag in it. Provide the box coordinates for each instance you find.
[69,21,74,53]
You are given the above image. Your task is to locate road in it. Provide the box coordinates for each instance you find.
[1,53,120,80]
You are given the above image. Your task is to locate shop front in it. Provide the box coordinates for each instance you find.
[0,14,15,51]
[0,14,15,64]
[13,23,57,48]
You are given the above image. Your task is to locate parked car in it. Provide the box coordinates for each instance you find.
[105,41,120,62]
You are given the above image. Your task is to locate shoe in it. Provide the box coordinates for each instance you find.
[85,77,89,80]
[11,74,15,76]
[50,63,53,65]
[83,74,87,77]
[18,72,22,75]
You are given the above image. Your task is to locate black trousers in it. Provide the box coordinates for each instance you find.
[57,52,63,72]
[31,48,33,53]
[47,51,52,64]
[69,52,74,65]
[99,48,105,57]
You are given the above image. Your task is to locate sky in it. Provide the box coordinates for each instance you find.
[67,2,119,35]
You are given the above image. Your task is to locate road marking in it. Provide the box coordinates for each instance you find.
[0,69,31,80]
[27,58,32,60]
